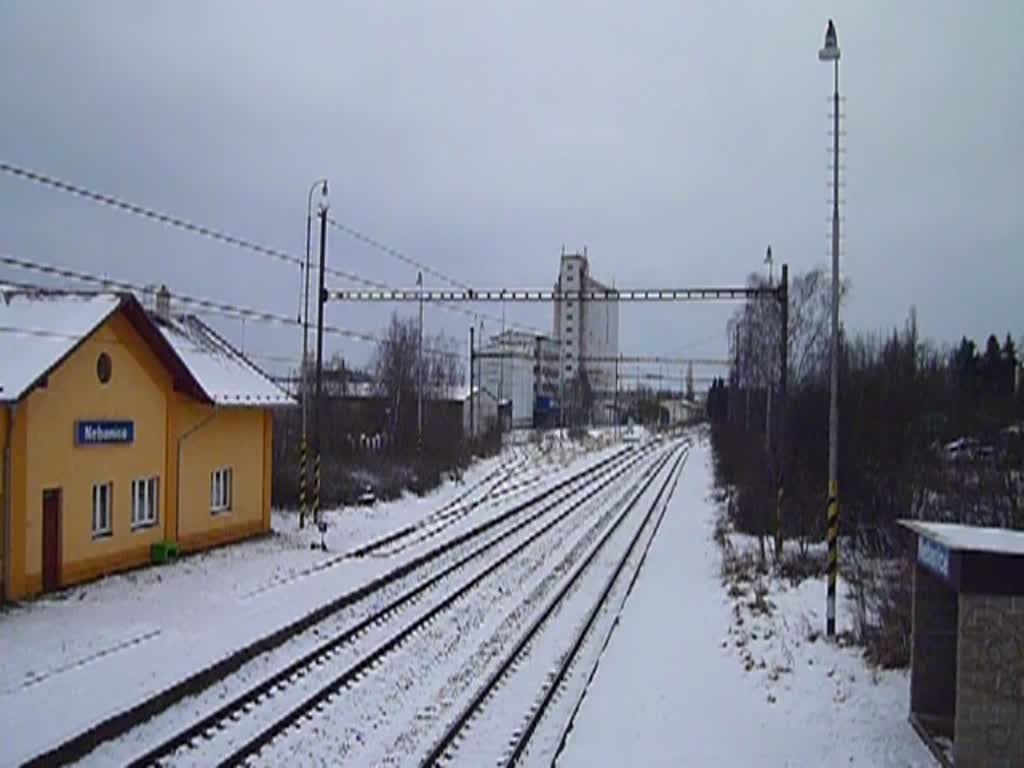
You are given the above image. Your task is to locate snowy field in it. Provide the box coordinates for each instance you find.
[556,432,936,767]
[0,434,613,766]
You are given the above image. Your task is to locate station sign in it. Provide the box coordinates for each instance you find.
[75,420,135,446]
[918,536,950,581]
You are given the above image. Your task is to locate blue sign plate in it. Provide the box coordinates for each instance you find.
[75,420,134,446]
[918,536,950,581]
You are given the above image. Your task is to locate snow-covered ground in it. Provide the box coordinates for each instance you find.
[0,435,611,766]
[1,429,938,767]
[556,432,936,767]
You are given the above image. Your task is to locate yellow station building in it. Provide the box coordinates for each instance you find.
[0,287,294,601]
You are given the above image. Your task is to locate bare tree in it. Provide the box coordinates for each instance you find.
[371,311,465,448]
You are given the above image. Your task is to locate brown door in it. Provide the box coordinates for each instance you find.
[42,489,62,592]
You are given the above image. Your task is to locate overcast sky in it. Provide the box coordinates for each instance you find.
[1,2,1021,383]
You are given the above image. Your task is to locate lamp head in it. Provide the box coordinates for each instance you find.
[318,180,330,213]
[818,19,840,61]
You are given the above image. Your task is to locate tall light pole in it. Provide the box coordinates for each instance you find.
[300,179,327,530]
[819,18,841,638]
[314,192,329,532]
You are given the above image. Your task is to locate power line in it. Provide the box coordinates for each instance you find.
[327,217,470,291]
[326,216,547,336]
[1,160,548,336]
[0,324,127,343]
[0,160,402,296]
[0,256,357,343]
[0,257,465,360]
[0,161,305,269]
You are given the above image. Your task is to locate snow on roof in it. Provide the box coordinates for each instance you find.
[154,315,294,407]
[443,384,499,403]
[900,520,1024,557]
[0,286,293,407]
[0,288,121,401]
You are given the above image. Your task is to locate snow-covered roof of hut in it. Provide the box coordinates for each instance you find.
[0,287,121,401]
[900,520,1024,557]
[153,314,294,406]
[0,286,293,407]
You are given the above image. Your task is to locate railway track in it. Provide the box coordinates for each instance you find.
[27,443,644,768]
[352,446,579,559]
[417,439,689,767]
[65,442,666,767]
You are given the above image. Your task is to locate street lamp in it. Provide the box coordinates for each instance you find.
[300,178,328,529]
[819,18,841,638]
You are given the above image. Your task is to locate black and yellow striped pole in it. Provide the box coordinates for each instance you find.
[826,481,839,636]
[313,451,321,532]
[299,435,307,527]
[313,188,328,533]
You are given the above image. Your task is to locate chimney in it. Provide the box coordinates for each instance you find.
[155,284,171,322]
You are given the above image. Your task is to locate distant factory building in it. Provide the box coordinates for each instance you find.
[476,331,559,429]
[553,248,619,424]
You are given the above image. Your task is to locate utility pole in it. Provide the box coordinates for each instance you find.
[776,264,789,559]
[744,325,751,431]
[499,299,506,414]
[300,179,327,530]
[733,322,741,427]
[614,353,620,439]
[314,199,328,533]
[417,271,423,455]
[469,324,475,446]
[819,18,842,638]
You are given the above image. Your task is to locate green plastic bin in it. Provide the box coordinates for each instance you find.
[151,540,179,565]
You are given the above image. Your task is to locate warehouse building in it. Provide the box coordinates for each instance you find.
[475,330,559,428]
[0,286,293,601]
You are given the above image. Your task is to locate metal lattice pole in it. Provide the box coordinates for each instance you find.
[314,201,328,531]
[820,19,841,638]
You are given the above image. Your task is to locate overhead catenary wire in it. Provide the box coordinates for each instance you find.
[2,160,548,341]
[325,216,547,337]
[327,217,470,291]
[0,256,464,360]
[0,160,406,294]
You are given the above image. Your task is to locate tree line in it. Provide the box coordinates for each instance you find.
[273,312,501,509]
[708,269,1022,664]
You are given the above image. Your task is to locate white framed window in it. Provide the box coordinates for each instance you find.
[131,476,159,529]
[92,482,113,538]
[211,467,233,513]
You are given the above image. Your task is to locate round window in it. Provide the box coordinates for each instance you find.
[97,353,112,384]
